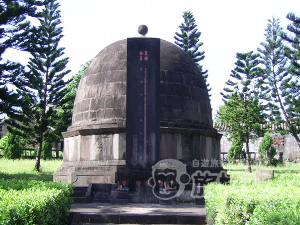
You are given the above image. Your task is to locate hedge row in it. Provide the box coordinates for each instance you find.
[0,178,73,225]
[205,173,300,225]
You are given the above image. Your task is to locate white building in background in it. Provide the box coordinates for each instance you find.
[216,123,300,161]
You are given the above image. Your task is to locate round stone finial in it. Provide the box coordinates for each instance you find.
[138,25,148,36]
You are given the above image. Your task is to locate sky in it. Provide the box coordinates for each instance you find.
[6,0,300,117]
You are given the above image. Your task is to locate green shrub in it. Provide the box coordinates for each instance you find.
[41,141,52,160]
[1,133,24,159]
[205,173,300,225]
[249,198,300,225]
[0,179,73,225]
[0,136,8,148]
[259,134,277,166]
[268,145,278,166]
[228,138,245,163]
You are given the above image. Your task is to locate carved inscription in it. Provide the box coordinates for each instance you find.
[126,38,160,169]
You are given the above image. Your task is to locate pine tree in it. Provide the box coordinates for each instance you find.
[51,60,91,142]
[279,13,300,148]
[0,0,41,115]
[258,17,287,123]
[7,0,70,171]
[220,51,266,172]
[174,11,210,94]
[257,17,300,147]
[221,51,263,101]
[282,13,300,76]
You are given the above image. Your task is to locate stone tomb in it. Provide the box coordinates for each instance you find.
[54,33,229,203]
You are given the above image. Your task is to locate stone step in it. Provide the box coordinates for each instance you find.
[73,197,86,203]
[74,186,88,193]
[72,186,89,203]
[70,203,207,225]
[73,191,87,198]
[91,191,111,203]
[74,213,206,224]
[92,183,112,192]
[72,186,88,197]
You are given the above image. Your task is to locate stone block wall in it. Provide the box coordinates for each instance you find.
[63,133,126,162]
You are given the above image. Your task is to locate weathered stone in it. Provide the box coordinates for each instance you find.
[90,98,104,111]
[256,170,274,182]
[54,37,224,188]
[68,39,213,131]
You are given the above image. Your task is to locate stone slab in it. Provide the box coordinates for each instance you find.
[126,38,160,170]
[256,169,274,182]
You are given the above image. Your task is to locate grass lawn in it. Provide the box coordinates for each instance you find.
[205,162,300,225]
[0,158,63,181]
[1,158,299,184]
[223,162,300,184]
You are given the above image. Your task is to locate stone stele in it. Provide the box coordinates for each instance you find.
[54,38,223,186]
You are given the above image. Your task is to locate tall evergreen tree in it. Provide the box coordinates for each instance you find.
[282,13,300,76]
[0,0,41,116]
[258,17,287,123]
[257,17,300,146]
[221,51,263,101]
[7,0,70,171]
[279,13,300,148]
[221,51,266,172]
[174,11,210,94]
[51,60,91,142]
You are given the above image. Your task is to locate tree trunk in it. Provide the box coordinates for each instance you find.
[35,140,43,172]
[276,89,300,150]
[245,137,252,173]
[55,142,59,159]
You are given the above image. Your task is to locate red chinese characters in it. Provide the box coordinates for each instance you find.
[139,51,149,61]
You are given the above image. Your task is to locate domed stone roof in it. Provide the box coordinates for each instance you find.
[69,38,212,132]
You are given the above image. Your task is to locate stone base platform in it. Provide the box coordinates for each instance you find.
[53,160,126,186]
[70,203,207,225]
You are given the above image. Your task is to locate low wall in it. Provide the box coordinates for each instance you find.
[220,132,300,160]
